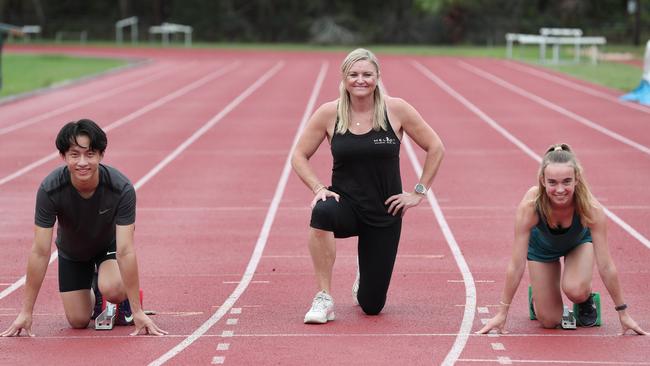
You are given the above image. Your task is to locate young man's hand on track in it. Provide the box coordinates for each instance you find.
[130,311,168,336]
[1,311,35,337]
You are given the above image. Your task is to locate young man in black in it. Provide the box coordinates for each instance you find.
[1,119,166,336]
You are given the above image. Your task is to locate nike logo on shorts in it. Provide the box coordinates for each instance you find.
[106,251,117,256]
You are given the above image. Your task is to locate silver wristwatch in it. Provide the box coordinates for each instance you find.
[414,183,427,195]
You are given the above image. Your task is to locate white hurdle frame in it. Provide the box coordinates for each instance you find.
[116,16,138,45]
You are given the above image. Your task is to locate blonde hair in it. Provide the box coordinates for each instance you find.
[535,143,596,227]
[336,48,388,134]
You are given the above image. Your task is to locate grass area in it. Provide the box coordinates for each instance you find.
[0,53,128,98]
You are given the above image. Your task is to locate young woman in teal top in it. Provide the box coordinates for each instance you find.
[478,143,645,335]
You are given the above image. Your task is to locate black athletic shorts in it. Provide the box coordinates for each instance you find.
[58,243,116,292]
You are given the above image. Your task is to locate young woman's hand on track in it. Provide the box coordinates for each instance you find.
[1,311,34,337]
[310,189,340,209]
[475,312,509,335]
[130,311,168,336]
[618,312,647,335]
[385,192,424,216]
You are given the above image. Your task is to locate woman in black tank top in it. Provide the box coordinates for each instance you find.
[292,48,445,324]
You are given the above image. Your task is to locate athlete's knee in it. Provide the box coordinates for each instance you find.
[66,314,91,329]
[536,311,560,329]
[98,282,124,303]
[563,283,591,303]
[358,292,387,315]
[310,199,336,229]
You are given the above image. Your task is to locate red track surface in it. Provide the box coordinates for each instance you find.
[1,45,648,365]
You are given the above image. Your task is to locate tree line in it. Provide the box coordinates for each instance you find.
[0,0,646,44]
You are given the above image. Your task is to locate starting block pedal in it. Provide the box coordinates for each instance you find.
[95,302,116,330]
[561,306,577,329]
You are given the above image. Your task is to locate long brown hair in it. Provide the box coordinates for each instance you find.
[535,143,597,227]
[336,48,388,134]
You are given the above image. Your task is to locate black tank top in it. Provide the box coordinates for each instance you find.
[330,116,402,227]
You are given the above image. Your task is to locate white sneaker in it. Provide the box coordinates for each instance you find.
[352,265,360,306]
[304,291,335,324]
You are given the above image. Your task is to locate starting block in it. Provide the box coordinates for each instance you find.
[95,302,117,330]
[528,285,601,327]
[561,306,577,329]
[94,289,144,330]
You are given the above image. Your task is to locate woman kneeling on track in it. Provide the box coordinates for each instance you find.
[291,48,445,324]
[478,143,646,335]
[1,119,166,337]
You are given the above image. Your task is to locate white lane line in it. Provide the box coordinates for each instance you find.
[477,307,489,314]
[402,136,477,366]
[147,62,328,366]
[0,61,241,187]
[0,61,265,303]
[230,308,242,314]
[491,343,505,351]
[222,281,270,284]
[20,331,636,339]
[216,343,230,351]
[458,61,650,156]
[211,356,225,364]
[0,62,184,135]
[502,60,650,115]
[226,319,238,325]
[412,60,650,251]
[459,359,650,365]
[221,330,234,338]
[498,356,513,365]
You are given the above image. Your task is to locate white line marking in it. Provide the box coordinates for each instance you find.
[487,333,499,338]
[0,63,183,135]
[230,308,242,314]
[503,60,650,115]
[0,61,240,187]
[459,358,650,365]
[211,356,225,364]
[491,343,505,351]
[226,319,238,325]
[498,356,513,365]
[147,62,327,366]
[222,281,270,284]
[412,61,650,250]
[134,61,280,191]
[481,318,489,325]
[221,330,234,338]
[216,343,230,351]
[403,135,476,366]
[458,61,650,156]
[448,280,494,283]
[477,307,489,314]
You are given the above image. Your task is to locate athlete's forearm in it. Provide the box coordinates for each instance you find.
[598,262,626,308]
[21,249,51,313]
[417,141,445,188]
[116,252,143,313]
[498,260,526,313]
[291,153,326,193]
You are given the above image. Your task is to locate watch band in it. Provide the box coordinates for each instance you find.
[614,303,628,311]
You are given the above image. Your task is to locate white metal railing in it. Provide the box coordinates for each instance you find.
[149,22,192,47]
[506,28,606,64]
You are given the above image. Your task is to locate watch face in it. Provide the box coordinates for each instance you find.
[415,183,426,194]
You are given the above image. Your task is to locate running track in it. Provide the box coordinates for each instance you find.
[1,45,648,365]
